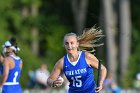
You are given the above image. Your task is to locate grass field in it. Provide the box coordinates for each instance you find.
[23,88,140,93]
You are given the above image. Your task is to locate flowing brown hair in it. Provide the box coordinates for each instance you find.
[78,26,104,52]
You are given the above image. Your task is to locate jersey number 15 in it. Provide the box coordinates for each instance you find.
[71,76,82,87]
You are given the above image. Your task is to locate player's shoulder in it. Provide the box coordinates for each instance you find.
[85,51,93,57]
[57,56,64,64]
[3,56,13,64]
[85,51,97,60]
[55,56,64,70]
[4,56,13,60]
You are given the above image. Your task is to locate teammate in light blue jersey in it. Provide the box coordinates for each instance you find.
[47,26,107,93]
[0,37,22,93]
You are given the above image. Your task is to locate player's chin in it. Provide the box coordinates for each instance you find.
[67,49,73,53]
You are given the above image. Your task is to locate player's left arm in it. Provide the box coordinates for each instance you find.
[85,52,107,91]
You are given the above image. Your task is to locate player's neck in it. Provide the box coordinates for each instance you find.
[9,52,16,57]
[68,51,80,62]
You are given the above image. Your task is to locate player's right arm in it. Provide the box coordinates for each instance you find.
[0,57,11,86]
[47,57,64,87]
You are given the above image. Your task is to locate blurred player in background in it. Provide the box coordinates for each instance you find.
[0,37,23,93]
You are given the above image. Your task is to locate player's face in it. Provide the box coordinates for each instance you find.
[64,35,79,54]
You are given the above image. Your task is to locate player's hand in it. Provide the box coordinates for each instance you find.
[53,76,64,87]
[95,82,103,92]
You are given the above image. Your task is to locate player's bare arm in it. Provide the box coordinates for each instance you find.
[85,52,107,92]
[0,57,11,86]
[47,57,64,87]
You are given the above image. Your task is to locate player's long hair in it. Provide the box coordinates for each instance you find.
[64,26,104,52]
[78,26,104,52]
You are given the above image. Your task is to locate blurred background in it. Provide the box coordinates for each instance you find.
[0,0,140,93]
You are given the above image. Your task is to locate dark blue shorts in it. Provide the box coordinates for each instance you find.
[68,88,96,93]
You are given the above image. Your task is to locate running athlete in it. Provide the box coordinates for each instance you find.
[47,27,107,93]
[0,37,23,93]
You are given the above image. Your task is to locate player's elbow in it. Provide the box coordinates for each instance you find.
[101,65,107,73]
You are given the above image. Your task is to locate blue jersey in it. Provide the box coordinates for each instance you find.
[2,55,22,93]
[63,51,96,93]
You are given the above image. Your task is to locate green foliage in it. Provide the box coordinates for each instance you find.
[44,16,70,70]
[128,27,140,87]
[18,42,42,88]
[0,32,9,41]
[21,0,42,7]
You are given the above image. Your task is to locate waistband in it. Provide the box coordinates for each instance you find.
[3,82,19,85]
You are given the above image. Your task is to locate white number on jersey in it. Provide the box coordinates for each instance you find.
[71,76,82,87]
[13,71,18,82]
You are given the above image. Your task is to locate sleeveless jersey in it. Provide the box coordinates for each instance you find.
[63,51,96,93]
[2,55,22,93]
